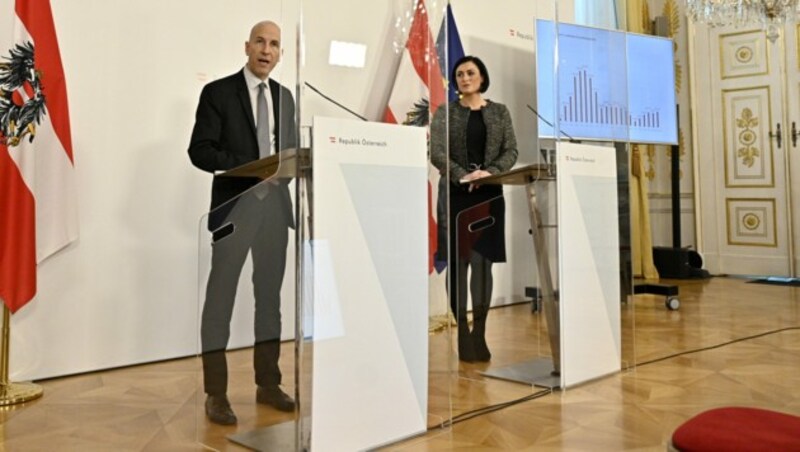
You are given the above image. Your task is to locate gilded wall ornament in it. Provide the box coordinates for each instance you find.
[736,107,760,168]
[735,45,754,63]
[742,213,761,230]
[645,144,656,181]
[663,0,683,93]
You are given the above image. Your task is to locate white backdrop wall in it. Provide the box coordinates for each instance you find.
[7,0,573,381]
[7,0,298,381]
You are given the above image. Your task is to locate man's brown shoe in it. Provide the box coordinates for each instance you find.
[256,386,296,412]
[205,394,237,425]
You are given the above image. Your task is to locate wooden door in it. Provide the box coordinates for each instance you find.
[693,24,796,276]
[784,24,800,275]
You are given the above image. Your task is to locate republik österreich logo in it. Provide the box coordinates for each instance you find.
[0,41,47,147]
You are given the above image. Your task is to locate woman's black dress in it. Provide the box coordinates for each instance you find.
[437,109,506,265]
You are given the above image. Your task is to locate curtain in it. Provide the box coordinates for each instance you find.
[625,0,660,279]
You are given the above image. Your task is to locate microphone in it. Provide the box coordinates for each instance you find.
[304,82,368,122]
[526,104,578,143]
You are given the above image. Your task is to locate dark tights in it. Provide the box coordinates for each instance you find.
[449,250,493,362]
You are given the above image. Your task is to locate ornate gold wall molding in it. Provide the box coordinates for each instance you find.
[720,30,769,79]
[735,107,759,168]
[722,86,774,188]
[726,198,778,247]
[662,0,682,93]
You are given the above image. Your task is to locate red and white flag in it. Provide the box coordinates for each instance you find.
[0,0,77,313]
[383,0,446,124]
[383,0,446,274]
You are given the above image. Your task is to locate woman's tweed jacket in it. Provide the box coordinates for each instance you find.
[430,100,518,184]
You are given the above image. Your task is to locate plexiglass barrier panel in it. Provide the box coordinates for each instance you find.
[306,117,429,450]
[297,0,449,450]
[558,10,675,374]
[555,142,622,388]
[452,183,559,393]
[550,18,631,387]
[617,142,636,370]
[193,12,303,450]
[181,1,572,450]
[431,0,565,413]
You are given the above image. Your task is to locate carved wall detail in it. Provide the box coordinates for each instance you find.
[726,198,777,247]
[735,45,753,64]
[722,87,774,187]
[736,107,759,167]
[663,0,682,92]
[720,30,768,79]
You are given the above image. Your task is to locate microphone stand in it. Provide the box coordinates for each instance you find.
[304,82,368,122]
[526,104,578,142]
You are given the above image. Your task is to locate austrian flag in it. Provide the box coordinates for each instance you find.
[0,0,77,313]
[382,0,445,274]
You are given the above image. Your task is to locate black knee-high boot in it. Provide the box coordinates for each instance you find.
[471,305,491,362]
[470,253,493,362]
[457,321,475,362]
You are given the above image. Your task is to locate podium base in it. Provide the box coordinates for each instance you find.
[228,419,302,451]
[0,382,43,406]
[480,358,560,389]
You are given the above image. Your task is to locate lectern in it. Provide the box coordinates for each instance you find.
[219,147,310,180]
[472,142,623,389]
[203,117,430,452]
[471,163,562,388]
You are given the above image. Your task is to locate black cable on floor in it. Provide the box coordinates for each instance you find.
[427,387,552,431]
[630,325,800,369]
[427,326,800,432]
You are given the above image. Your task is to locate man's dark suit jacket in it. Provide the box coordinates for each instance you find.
[188,70,297,230]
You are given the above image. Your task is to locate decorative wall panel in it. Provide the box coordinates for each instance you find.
[720,30,768,79]
[726,198,777,247]
[722,87,774,187]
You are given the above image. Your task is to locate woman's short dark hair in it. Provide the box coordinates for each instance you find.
[451,55,490,93]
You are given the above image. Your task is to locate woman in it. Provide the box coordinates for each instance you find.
[431,56,518,362]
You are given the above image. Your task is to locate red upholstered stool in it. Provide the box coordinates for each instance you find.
[671,407,800,451]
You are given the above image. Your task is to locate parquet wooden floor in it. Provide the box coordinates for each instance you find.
[1,276,799,451]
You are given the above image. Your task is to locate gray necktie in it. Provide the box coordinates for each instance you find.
[257,82,270,158]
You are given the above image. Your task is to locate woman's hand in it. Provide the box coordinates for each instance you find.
[462,169,492,192]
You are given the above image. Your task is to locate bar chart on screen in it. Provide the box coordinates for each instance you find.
[535,19,677,145]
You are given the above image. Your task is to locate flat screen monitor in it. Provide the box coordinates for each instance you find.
[535,19,678,145]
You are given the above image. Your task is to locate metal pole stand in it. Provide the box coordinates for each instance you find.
[0,306,43,406]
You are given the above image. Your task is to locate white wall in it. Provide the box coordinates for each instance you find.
[8,0,295,381]
[7,0,573,381]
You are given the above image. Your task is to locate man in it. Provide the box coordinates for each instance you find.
[188,20,297,426]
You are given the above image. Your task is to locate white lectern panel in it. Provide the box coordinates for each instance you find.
[557,142,621,387]
[311,117,428,451]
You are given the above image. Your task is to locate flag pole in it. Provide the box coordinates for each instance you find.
[0,305,43,406]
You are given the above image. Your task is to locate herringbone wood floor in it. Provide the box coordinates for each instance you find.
[1,276,799,451]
